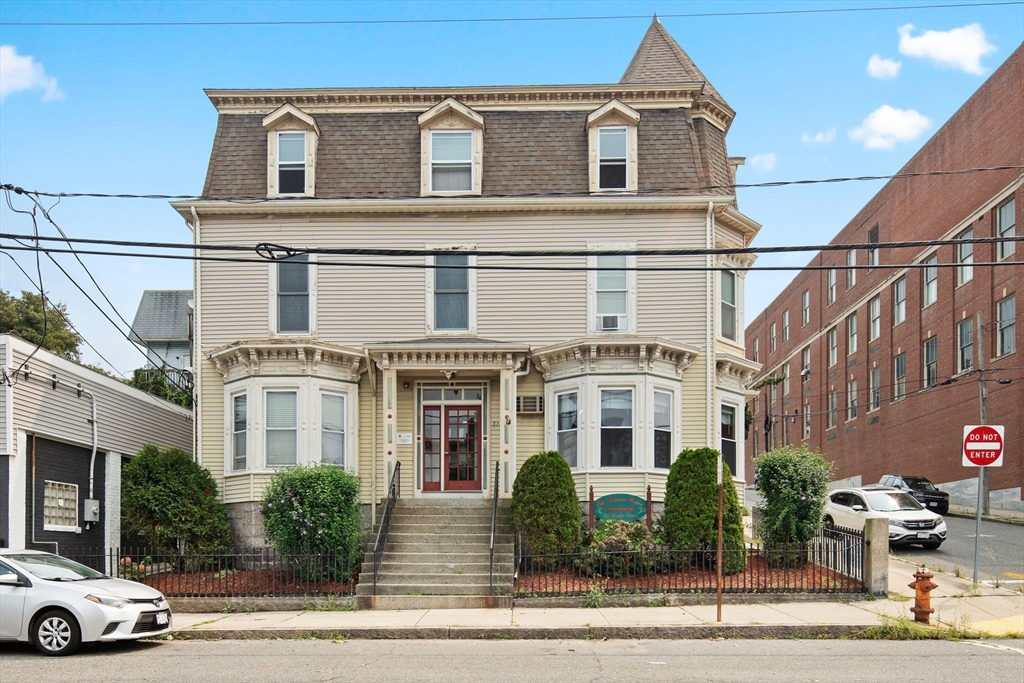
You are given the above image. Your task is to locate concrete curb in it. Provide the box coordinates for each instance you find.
[170,624,871,641]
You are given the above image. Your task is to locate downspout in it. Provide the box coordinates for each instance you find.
[706,201,715,449]
[189,206,201,463]
[81,388,98,505]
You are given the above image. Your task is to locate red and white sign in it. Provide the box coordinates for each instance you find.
[962,425,1004,467]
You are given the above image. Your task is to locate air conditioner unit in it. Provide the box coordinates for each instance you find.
[516,396,544,414]
[599,315,622,331]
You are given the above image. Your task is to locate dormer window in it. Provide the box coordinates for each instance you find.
[262,103,320,198]
[418,98,484,196]
[587,100,640,194]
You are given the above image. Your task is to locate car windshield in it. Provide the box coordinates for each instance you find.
[4,553,106,581]
[903,477,937,491]
[866,492,924,512]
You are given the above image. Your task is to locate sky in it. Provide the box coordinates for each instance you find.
[1,0,1022,376]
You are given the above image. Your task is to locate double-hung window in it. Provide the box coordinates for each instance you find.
[923,255,938,306]
[894,353,906,400]
[868,225,879,267]
[827,390,837,429]
[721,271,737,341]
[720,405,737,476]
[596,255,630,332]
[827,269,836,305]
[802,347,811,382]
[783,363,791,396]
[600,388,633,467]
[266,390,298,467]
[232,393,247,471]
[997,295,1016,356]
[997,199,1016,260]
[278,255,310,334]
[556,391,579,468]
[277,132,306,194]
[802,403,811,439]
[769,323,777,353]
[321,392,346,466]
[847,379,858,420]
[431,131,473,192]
[782,310,790,343]
[847,313,858,354]
[958,319,973,373]
[434,253,471,330]
[653,391,673,469]
[956,229,973,285]
[827,328,837,367]
[869,296,881,341]
[752,338,759,363]
[846,250,856,289]
[893,277,906,325]
[923,337,938,388]
[869,367,881,411]
[802,290,810,325]
[598,127,628,190]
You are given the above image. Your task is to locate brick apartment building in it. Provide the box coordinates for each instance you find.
[744,44,1022,512]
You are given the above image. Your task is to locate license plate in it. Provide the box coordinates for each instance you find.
[155,611,169,626]
[916,532,930,539]
[928,502,937,507]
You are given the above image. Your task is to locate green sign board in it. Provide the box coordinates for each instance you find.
[594,493,647,521]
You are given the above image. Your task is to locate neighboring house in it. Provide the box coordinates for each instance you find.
[129,289,194,390]
[745,45,1022,512]
[0,334,194,553]
[173,18,762,544]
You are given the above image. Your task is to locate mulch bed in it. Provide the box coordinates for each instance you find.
[139,569,357,597]
[516,555,862,596]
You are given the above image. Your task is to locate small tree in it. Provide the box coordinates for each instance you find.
[662,448,746,574]
[511,451,581,554]
[0,289,82,360]
[753,445,833,564]
[260,465,363,580]
[121,445,231,557]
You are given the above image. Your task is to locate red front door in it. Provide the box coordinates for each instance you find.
[422,405,482,491]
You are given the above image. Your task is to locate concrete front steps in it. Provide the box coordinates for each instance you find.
[355,498,514,610]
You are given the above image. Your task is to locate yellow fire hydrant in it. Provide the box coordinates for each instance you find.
[909,566,938,624]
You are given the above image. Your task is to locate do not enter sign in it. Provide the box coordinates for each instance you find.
[962,425,1004,467]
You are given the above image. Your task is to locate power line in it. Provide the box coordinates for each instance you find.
[1,198,47,385]
[4,166,1022,202]
[3,2,1019,27]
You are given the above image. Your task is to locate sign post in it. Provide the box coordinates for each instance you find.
[963,424,1004,584]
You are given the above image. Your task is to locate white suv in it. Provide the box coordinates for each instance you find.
[823,487,947,549]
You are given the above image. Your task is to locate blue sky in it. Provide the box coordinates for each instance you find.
[1,0,1022,375]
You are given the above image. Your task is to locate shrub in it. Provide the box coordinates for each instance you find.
[260,465,363,581]
[662,448,746,574]
[754,445,833,565]
[121,445,231,557]
[578,520,658,578]
[511,451,581,554]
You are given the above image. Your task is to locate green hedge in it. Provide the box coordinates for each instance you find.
[511,451,581,554]
[753,445,833,565]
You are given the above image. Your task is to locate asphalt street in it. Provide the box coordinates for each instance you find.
[2,639,1023,683]
[890,516,1024,582]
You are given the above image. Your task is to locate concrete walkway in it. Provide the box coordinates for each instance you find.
[168,557,1023,640]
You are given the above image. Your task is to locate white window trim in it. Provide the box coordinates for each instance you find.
[782,310,790,342]
[587,243,637,335]
[652,388,675,470]
[418,98,484,197]
[847,313,858,355]
[268,254,318,338]
[230,390,248,473]
[846,379,858,421]
[320,390,348,467]
[893,277,907,326]
[923,253,938,307]
[586,100,640,194]
[869,296,881,342]
[43,480,79,532]
[869,367,881,413]
[719,269,742,344]
[956,230,974,286]
[827,269,836,306]
[264,388,300,469]
[425,245,478,336]
[893,353,907,402]
[717,398,743,481]
[554,389,581,470]
[996,295,1017,358]
[827,328,838,367]
[599,386,635,470]
[846,250,856,289]
[263,103,319,198]
[997,198,1016,260]
[802,290,810,326]
[428,130,475,194]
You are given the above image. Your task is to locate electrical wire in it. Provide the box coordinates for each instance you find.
[4,166,1023,203]
[1,197,47,385]
[3,2,1019,27]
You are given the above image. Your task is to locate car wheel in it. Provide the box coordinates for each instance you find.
[823,515,835,527]
[32,609,81,656]
[920,541,942,550]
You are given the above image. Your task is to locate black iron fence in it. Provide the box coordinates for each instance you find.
[515,524,864,597]
[63,547,358,598]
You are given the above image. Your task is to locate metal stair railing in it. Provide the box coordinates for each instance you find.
[488,460,501,595]
[372,461,401,595]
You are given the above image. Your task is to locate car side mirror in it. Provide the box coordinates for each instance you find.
[851,504,866,512]
[0,573,19,585]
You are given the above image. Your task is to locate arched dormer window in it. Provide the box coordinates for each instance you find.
[586,100,640,193]
[263,103,320,198]
[418,98,484,196]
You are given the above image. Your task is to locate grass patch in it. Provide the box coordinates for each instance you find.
[855,615,993,641]
[303,595,355,612]
[887,591,911,603]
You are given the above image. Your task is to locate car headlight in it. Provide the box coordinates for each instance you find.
[889,519,906,528]
[86,594,130,609]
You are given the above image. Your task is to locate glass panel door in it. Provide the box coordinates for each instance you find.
[444,407,481,491]
[422,407,442,491]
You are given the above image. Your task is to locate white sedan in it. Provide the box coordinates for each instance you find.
[0,549,172,655]
[823,487,947,549]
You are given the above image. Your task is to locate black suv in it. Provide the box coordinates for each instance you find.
[879,475,949,514]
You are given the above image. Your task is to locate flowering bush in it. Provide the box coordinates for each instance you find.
[577,521,658,577]
[753,445,834,565]
[260,465,363,581]
[117,556,151,581]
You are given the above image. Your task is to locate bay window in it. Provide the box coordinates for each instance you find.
[232,393,247,471]
[600,388,633,467]
[265,390,298,467]
[653,391,673,469]
[556,391,579,468]
[321,392,346,466]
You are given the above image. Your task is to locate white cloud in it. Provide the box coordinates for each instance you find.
[849,105,930,150]
[801,128,836,145]
[867,55,901,79]
[0,45,62,101]
[748,153,777,173]
[897,23,996,75]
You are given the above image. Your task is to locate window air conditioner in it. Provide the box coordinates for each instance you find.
[516,396,544,414]
[599,315,622,331]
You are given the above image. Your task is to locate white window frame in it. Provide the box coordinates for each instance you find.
[847,379,858,420]
[418,98,484,197]
[265,389,299,468]
[588,245,637,335]
[782,310,790,343]
[231,391,248,472]
[957,229,974,286]
[923,254,938,307]
[43,481,78,532]
[802,290,810,326]
[752,337,759,363]
[555,390,580,470]
[719,402,740,479]
[847,312,858,355]
[923,337,938,388]
[827,389,837,429]
[997,295,1016,357]
[653,389,674,470]
[868,225,880,267]
[827,269,836,305]
[276,131,307,196]
[846,250,856,289]
[320,391,347,467]
[827,328,837,367]
[769,323,777,353]
[263,103,319,198]
[597,126,629,191]
[893,277,906,326]
[869,367,881,412]
[268,254,317,337]
[894,353,906,401]
[957,318,973,374]
[586,102,640,194]
[426,247,478,335]
[783,363,791,396]
[802,347,811,382]
[802,402,811,439]
[600,387,635,468]
[720,270,739,342]
[429,130,475,194]
[997,199,1016,260]
[869,296,881,342]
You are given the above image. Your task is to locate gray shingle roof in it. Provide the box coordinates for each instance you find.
[620,17,727,107]
[130,290,193,343]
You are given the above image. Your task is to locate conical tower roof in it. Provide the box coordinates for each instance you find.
[620,16,726,105]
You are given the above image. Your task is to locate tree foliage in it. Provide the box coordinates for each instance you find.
[121,445,231,555]
[511,451,581,553]
[753,445,833,551]
[0,289,82,360]
[128,368,192,408]
[662,448,746,574]
[260,465,363,580]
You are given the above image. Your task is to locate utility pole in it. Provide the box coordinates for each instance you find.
[977,312,990,515]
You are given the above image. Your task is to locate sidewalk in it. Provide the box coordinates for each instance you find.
[168,556,1023,641]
